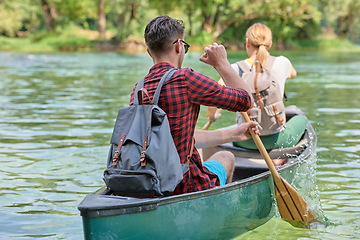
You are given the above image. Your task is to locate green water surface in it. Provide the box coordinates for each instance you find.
[0,50,359,239]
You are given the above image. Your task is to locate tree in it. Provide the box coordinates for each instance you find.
[0,0,41,37]
[318,0,360,39]
[98,0,106,38]
[40,0,58,31]
[254,0,321,47]
[38,0,97,32]
[107,0,146,42]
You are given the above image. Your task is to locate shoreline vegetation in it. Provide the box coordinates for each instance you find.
[1,27,359,54]
[2,1,360,55]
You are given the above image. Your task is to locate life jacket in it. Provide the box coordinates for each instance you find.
[236,56,286,135]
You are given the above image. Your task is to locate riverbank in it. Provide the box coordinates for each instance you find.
[1,28,359,53]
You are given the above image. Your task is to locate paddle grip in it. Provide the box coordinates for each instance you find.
[202,109,223,130]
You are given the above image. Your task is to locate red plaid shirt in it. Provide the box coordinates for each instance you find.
[130,63,251,194]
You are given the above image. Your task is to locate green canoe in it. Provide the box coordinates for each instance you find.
[78,106,317,240]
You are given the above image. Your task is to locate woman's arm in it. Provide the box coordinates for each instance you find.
[289,65,297,79]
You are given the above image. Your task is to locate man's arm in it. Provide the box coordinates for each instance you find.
[199,43,251,93]
[194,121,259,149]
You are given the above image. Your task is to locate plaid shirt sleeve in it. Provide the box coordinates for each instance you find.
[183,69,251,111]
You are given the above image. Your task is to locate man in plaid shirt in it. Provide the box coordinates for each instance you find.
[130,16,259,195]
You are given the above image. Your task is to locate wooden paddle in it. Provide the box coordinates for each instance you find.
[202,108,223,130]
[240,112,317,226]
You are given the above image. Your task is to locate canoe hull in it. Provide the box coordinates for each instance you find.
[78,105,317,239]
[80,174,275,240]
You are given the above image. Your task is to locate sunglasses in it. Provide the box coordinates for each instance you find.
[173,39,190,54]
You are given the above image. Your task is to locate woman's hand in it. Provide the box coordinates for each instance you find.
[207,107,222,123]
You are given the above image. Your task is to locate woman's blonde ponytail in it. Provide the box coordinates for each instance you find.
[245,23,272,73]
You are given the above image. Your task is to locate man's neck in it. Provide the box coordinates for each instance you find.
[150,48,182,68]
[153,57,180,68]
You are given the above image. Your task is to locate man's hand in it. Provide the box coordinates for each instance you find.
[232,121,260,142]
[199,43,250,92]
[199,43,229,69]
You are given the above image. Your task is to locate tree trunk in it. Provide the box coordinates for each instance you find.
[187,8,193,36]
[202,15,213,34]
[40,0,57,32]
[117,10,127,41]
[98,0,106,39]
[337,2,358,39]
[130,2,138,20]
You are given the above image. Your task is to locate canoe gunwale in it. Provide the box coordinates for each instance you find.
[78,169,273,218]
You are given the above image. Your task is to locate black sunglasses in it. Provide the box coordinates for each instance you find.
[173,39,190,54]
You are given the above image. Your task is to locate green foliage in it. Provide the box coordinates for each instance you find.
[32,25,92,50]
[187,31,215,46]
[105,0,150,41]
[318,0,360,42]
[293,37,360,52]
[37,35,91,51]
[147,0,176,14]
[0,0,41,37]
[0,25,92,52]
[0,36,53,52]
[218,0,322,48]
[0,0,359,51]
[0,5,22,36]
[53,0,97,30]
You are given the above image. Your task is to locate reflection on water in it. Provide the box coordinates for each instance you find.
[0,51,359,239]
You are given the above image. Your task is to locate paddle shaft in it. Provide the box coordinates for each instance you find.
[201,121,212,130]
[240,112,280,178]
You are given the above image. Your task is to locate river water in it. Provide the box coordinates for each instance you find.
[0,50,359,240]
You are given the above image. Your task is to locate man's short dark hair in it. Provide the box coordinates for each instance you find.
[144,16,185,55]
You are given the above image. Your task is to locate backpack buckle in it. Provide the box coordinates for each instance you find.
[140,151,147,167]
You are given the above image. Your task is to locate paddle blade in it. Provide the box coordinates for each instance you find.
[240,111,317,226]
[274,176,317,224]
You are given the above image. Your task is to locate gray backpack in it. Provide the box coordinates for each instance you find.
[236,56,286,135]
[103,69,189,197]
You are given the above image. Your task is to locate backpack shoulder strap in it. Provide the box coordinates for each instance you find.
[237,64,244,77]
[134,78,145,105]
[152,68,177,104]
[236,60,251,76]
[236,57,276,74]
[133,68,177,105]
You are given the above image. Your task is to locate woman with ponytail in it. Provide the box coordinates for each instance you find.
[207,23,307,163]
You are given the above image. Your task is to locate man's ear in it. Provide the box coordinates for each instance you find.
[174,40,181,54]
[147,48,152,57]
